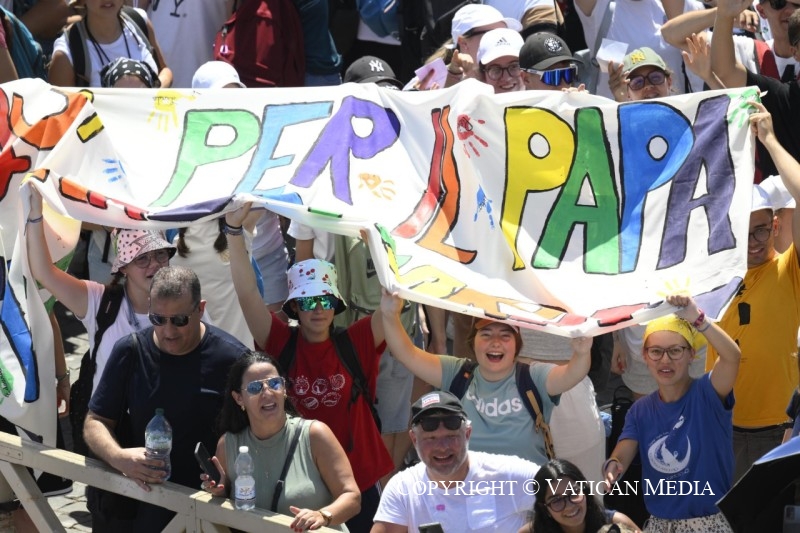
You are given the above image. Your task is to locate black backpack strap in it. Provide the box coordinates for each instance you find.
[91,284,126,365]
[515,362,556,460]
[67,21,89,87]
[448,359,478,399]
[330,327,381,431]
[270,418,305,512]
[277,327,299,375]
[120,6,161,70]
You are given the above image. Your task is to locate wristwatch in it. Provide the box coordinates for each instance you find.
[319,509,333,526]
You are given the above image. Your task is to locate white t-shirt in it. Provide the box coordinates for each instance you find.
[486,0,550,22]
[287,221,335,262]
[52,8,157,87]
[251,211,285,260]
[375,451,539,532]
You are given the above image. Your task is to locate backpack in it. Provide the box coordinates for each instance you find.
[356,0,399,39]
[449,360,556,460]
[67,6,158,87]
[400,0,481,70]
[213,0,305,88]
[69,284,125,456]
[0,6,47,80]
[278,327,382,439]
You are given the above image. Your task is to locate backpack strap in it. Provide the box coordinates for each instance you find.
[120,6,162,70]
[515,362,556,460]
[277,327,299,375]
[755,39,780,79]
[270,418,305,512]
[91,284,126,366]
[448,359,478,399]
[330,327,381,431]
[67,19,90,87]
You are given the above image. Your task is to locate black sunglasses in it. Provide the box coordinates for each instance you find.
[148,307,197,327]
[766,0,800,10]
[415,415,464,432]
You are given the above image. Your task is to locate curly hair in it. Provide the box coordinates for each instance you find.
[530,459,609,533]
[216,351,297,435]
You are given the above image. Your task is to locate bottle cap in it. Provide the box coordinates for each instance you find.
[239,446,249,453]
[155,408,164,416]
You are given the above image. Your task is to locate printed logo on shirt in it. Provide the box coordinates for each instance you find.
[646,415,692,475]
[292,373,346,410]
[465,390,523,417]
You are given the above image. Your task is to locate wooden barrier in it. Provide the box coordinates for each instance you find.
[0,431,340,532]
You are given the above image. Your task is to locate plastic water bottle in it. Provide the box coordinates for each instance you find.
[234,446,256,510]
[144,408,172,480]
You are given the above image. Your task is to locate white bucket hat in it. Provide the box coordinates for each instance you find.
[111,229,176,274]
[282,259,346,319]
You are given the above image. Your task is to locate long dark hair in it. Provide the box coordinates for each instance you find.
[531,459,609,533]
[216,351,297,435]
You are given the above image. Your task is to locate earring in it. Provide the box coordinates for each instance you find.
[240,405,245,411]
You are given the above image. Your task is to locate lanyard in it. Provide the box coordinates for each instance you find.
[86,14,132,69]
[123,286,142,330]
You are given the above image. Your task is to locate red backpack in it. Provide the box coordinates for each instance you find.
[213,0,306,88]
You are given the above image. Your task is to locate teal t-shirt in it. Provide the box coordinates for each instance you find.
[439,355,560,465]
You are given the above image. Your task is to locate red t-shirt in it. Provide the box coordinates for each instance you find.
[265,313,393,491]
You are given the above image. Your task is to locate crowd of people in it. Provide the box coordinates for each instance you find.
[2,0,800,531]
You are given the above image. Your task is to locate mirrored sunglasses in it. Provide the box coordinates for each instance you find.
[295,294,338,312]
[524,65,577,87]
[148,309,196,327]
[244,377,285,395]
[415,415,464,432]
[628,70,667,91]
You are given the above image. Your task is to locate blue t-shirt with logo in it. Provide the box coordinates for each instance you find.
[620,373,734,519]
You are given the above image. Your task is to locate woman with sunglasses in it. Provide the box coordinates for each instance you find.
[201,352,359,531]
[604,294,740,532]
[26,188,176,429]
[521,459,639,533]
[615,47,673,101]
[226,203,392,532]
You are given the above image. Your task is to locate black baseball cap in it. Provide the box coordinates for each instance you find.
[519,32,578,71]
[410,391,467,425]
[344,56,403,89]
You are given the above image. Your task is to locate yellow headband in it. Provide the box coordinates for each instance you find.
[643,314,707,351]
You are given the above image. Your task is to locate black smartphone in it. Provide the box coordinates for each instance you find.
[418,523,444,533]
[194,442,221,484]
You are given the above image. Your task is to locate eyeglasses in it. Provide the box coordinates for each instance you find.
[645,345,690,361]
[481,62,521,81]
[545,493,585,512]
[523,66,577,87]
[148,307,197,327]
[131,249,171,269]
[295,295,338,312]
[766,0,800,10]
[243,377,285,395]
[749,227,772,243]
[415,415,464,432]
[628,70,667,91]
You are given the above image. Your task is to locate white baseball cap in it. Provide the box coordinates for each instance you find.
[477,28,524,65]
[192,61,246,89]
[759,175,796,210]
[450,4,522,44]
[751,183,773,212]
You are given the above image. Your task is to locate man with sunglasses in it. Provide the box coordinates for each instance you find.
[84,266,249,530]
[519,32,583,91]
[372,391,540,533]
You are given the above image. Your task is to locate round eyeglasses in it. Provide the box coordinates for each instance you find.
[482,63,521,81]
[628,70,667,91]
[545,493,585,512]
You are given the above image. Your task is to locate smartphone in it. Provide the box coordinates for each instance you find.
[194,442,221,485]
[418,523,444,533]
[784,505,800,533]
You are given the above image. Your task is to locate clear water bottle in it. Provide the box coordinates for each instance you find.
[234,445,256,510]
[144,408,172,480]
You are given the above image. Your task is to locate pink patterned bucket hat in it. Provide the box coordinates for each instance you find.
[111,229,177,274]
[282,259,346,319]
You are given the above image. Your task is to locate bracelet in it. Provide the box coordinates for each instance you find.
[447,69,462,77]
[692,310,706,329]
[222,222,243,236]
[602,456,621,474]
[56,370,70,383]
[696,320,712,333]
[27,215,43,224]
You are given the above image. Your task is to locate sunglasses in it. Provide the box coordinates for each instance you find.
[545,493,585,512]
[415,415,464,432]
[295,295,338,312]
[628,70,667,91]
[645,345,689,361]
[766,0,800,10]
[243,377,285,395]
[523,65,577,87]
[131,249,171,269]
[148,307,197,327]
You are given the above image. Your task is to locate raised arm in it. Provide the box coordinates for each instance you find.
[226,204,273,347]
[749,102,800,263]
[544,336,593,396]
[683,33,726,90]
[603,438,639,487]
[661,9,716,50]
[380,290,444,387]
[711,0,752,87]
[26,187,90,318]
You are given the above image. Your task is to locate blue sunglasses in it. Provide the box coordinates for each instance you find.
[524,65,577,87]
[295,294,338,312]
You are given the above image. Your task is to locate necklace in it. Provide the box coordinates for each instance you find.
[85,14,132,69]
